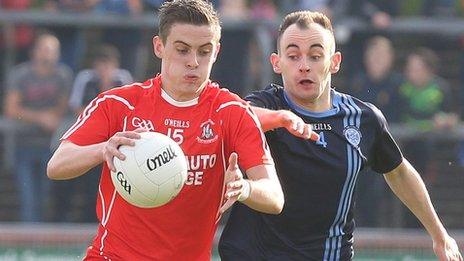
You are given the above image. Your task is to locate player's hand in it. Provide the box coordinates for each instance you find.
[433,234,463,261]
[220,153,248,214]
[103,128,147,172]
[278,110,319,141]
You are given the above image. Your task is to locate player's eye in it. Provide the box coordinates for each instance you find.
[288,55,299,61]
[199,49,211,56]
[177,48,189,55]
[311,55,321,61]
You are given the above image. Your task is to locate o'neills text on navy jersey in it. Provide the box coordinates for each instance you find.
[312,123,332,131]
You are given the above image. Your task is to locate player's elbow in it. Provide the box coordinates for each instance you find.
[262,189,284,215]
[271,191,285,214]
[47,154,70,180]
[46,158,61,180]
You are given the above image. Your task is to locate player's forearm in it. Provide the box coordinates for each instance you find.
[242,178,284,214]
[384,159,448,242]
[47,141,105,180]
[251,106,285,131]
[242,164,284,214]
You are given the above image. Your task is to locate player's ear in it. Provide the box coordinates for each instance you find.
[270,53,282,74]
[330,51,342,74]
[153,36,164,59]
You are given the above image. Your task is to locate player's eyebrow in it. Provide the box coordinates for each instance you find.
[173,40,213,48]
[285,44,299,50]
[310,43,324,49]
[285,43,324,50]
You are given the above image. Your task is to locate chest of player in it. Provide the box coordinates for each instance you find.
[121,104,224,186]
[271,116,370,181]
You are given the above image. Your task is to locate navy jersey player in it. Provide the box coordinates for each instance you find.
[219,11,462,261]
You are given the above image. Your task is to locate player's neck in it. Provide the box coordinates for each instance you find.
[160,81,206,102]
[286,88,332,113]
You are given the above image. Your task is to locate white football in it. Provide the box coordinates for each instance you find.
[111,131,188,208]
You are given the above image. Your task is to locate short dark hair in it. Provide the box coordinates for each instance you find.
[93,44,120,63]
[277,11,334,51]
[158,0,221,43]
[410,47,439,73]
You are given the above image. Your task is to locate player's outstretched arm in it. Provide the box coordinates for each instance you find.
[47,129,145,180]
[384,159,463,261]
[251,106,319,141]
[220,153,284,215]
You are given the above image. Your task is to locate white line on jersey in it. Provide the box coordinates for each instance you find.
[62,94,135,140]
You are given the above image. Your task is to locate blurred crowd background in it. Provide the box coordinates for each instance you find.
[0,0,463,234]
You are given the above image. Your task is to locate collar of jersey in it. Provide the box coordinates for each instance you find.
[161,88,199,107]
[283,89,340,118]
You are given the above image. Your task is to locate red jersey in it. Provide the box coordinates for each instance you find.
[62,75,273,260]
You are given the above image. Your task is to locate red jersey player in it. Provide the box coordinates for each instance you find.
[47,0,284,260]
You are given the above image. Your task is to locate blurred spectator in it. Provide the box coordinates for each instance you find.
[350,36,402,122]
[213,0,253,95]
[3,33,72,222]
[351,36,403,227]
[43,0,93,72]
[340,0,400,87]
[0,0,34,63]
[397,47,458,227]
[53,44,132,222]
[344,0,399,29]
[143,0,164,10]
[279,0,335,18]
[69,44,133,114]
[249,0,277,20]
[89,0,143,76]
[398,47,456,129]
[218,0,249,19]
[422,0,457,16]
[0,0,35,109]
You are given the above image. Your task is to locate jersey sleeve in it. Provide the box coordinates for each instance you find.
[220,98,274,171]
[368,104,403,173]
[61,90,131,146]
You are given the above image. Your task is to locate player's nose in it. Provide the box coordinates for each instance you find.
[299,59,310,73]
[187,53,199,69]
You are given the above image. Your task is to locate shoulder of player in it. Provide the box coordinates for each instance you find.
[335,89,386,122]
[206,84,250,112]
[246,84,282,99]
[96,78,156,108]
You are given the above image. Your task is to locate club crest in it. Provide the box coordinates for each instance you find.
[197,119,218,144]
[343,126,362,147]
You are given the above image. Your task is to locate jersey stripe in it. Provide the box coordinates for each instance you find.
[215,139,228,223]
[62,95,135,140]
[324,94,363,261]
[99,115,130,255]
[216,101,272,164]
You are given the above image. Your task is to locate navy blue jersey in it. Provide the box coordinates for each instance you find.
[219,84,403,261]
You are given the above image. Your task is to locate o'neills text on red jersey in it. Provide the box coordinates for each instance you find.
[185,154,217,186]
[164,118,190,128]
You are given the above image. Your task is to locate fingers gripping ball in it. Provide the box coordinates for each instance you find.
[111,132,188,208]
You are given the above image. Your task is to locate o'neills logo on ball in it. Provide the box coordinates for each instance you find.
[146,145,178,171]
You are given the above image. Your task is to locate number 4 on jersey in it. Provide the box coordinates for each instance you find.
[315,131,327,148]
